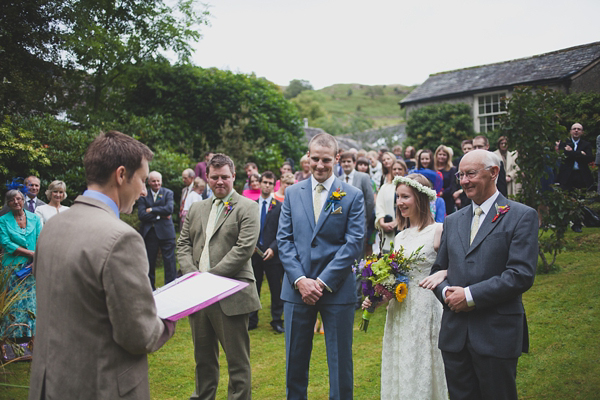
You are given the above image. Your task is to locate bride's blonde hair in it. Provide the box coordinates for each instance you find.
[395,174,435,231]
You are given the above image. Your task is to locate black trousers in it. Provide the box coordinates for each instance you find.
[249,253,283,327]
[144,227,177,290]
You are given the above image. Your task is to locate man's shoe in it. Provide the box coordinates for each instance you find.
[248,324,258,331]
[272,323,285,334]
[572,226,583,233]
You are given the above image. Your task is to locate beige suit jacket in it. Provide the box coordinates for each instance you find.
[177,191,261,315]
[29,196,172,400]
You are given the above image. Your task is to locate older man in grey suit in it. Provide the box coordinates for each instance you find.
[29,131,175,400]
[430,149,538,400]
[177,153,260,400]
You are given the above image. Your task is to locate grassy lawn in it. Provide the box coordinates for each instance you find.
[1,228,599,399]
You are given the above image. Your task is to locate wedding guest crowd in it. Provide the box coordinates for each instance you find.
[0,123,596,399]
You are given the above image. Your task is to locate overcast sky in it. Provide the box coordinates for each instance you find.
[190,0,600,89]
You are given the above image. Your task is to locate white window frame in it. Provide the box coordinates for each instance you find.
[474,91,509,133]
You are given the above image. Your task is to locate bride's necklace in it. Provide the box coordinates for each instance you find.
[15,213,25,221]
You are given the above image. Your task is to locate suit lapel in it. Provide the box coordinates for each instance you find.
[212,192,237,236]
[467,194,509,255]
[300,180,316,231]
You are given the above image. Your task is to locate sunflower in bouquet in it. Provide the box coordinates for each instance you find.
[354,242,424,332]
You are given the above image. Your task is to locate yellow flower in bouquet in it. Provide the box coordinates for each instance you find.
[395,282,408,302]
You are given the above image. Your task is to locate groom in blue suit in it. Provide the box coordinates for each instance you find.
[277,133,365,400]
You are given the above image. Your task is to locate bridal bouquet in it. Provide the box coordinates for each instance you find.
[354,242,424,332]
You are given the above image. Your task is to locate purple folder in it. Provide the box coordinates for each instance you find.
[153,272,249,321]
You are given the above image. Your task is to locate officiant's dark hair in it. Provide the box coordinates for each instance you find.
[84,130,153,185]
[395,174,435,231]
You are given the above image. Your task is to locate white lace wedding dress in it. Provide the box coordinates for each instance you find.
[381,223,448,400]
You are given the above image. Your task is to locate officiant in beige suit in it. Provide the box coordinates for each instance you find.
[29,131,175,400]
[177,153,260,400]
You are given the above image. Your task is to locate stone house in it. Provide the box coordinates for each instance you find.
[400,41,600,133]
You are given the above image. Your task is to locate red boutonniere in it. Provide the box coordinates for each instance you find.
[224,200,233,215]
[492,204,510,223]
[268,199,277,212]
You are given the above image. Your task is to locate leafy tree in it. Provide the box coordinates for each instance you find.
[0,1,71,115]
[120,61,305,162]
[404,103,475,152]
[0,0,209,118]
[64,0,209,118]
[500,86,581,273]
[0,116,51,180]
[283,79,313,100]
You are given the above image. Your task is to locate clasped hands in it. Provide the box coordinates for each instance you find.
[564,145,586,156]
[444,286,474,313]
[297,278,324,306]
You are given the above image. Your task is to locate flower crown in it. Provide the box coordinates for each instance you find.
[392,176,437,201]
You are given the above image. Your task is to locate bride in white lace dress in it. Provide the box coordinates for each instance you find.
[365,174,449,400]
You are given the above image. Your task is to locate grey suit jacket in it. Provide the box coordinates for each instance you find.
[431,194,538,359]
[350,171,375,226]
[177,191,261,316]
[29,196,172,400]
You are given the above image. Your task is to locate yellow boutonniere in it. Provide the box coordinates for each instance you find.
[325,187,346,211]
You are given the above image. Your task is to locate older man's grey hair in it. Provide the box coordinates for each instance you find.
[183,168,195,178]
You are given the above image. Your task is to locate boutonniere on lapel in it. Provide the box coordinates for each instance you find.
[325,187,346,214]
[491,204,510,223]
[268,199,277,212]
[224,200,233,215]
[157,193,163,200]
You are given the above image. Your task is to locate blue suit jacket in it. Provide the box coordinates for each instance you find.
[138,187,176,240]
[277,177,365,305]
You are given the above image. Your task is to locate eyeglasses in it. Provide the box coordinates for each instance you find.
[455,167,491,180]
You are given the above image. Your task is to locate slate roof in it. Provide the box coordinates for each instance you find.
[401,41,600,105]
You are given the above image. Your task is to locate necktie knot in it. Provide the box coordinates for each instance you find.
[316,183,325,193]
[474,207,483,216]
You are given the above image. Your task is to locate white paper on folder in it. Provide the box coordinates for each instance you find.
[153,272,239,319]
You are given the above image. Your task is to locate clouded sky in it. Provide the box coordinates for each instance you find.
[191,0,600,89]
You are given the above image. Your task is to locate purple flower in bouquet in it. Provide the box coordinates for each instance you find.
[362,280,375,297]
[390,261,399,272]
[361,265,373,277]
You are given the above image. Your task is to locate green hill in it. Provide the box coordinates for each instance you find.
[287,83,416,135]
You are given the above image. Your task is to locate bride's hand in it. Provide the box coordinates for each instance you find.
[361,298,372,310]
[419,270,447,290]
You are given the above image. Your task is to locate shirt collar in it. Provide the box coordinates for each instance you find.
[260,194,273,203]
[83,189,120,218]
[344,170,355,179]
[214,189,235,204]
[472,190,500,216]
[27,196,37,203]
[311,174,336,193]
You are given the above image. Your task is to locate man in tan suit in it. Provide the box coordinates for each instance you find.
[177,153,260,400]
[29,131,176,400]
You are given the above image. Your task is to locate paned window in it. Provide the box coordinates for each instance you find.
[475,92,506,133]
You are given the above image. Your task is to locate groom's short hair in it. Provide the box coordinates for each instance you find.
[308,133,338,156]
